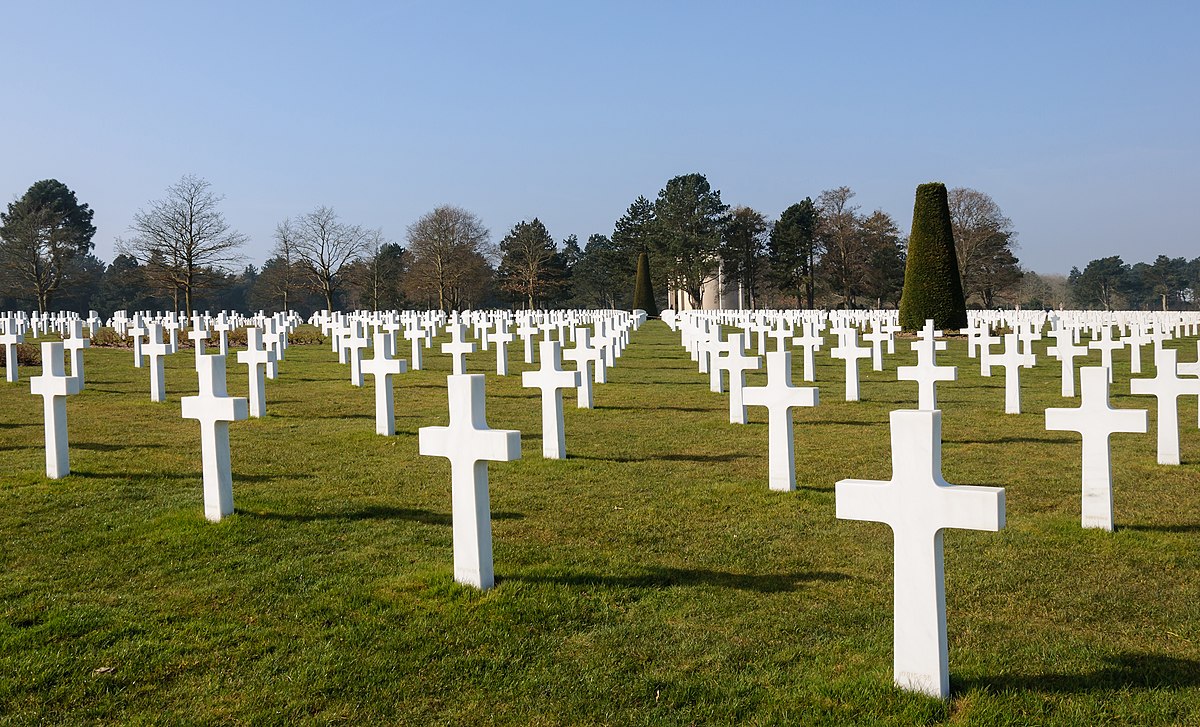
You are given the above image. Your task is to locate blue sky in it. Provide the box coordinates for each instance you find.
[1,2,1195,274]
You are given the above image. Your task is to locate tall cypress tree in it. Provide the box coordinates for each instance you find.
[632,251,658,316]
[898,182,967,330]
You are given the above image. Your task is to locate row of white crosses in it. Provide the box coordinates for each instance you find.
[669,307,1200,699]
[13,305,1199,700]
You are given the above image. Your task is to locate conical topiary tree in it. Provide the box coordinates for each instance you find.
[632,251,659,317]
[898,182,967,330]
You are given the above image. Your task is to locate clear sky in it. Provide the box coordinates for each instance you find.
[1,1,1195,275]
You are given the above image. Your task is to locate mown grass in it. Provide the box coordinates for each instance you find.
[1,320,1198,725]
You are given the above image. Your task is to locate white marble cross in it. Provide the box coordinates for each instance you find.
[361,332,408,436]
[521,340,581,459]
[419,374,521,589]
[144,323,172,402]
[63,319,90,388]
[742,350,818,491]
[791,322,823,382]
[212,314,233,356]
[863,323,889,371]
[708,332,737,393]
[562,328,601,409]
[836,409,1005,699]
[719,333,760,424]
[30,341,82,478]
[830,326,870,402]
[1175,342,1200,428]
[1,318,23,383]
[1046,327,1089,398]
[1089,325,1124,383]
[516,319,538,364]
[1124,324,1149,375]
[442,323,476,375]
[404,325,425,371]
[1130,347,1200,465]
[896,321,956,410]
[975,326,1001,377]
[488,323,514,376]
[236,327,275,418]
[181,354,249,521]
[344,322,370,387]
[994,332,1035,414]
[128,319,147,369]
[1046,366,1147,530]
[187,322,210,366]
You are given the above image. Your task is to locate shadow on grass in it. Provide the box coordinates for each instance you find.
[71,470,309,484]
[507,567,848,593]
[956,652,1200,694]
[945,436,1075,445]
[74,442,168,452]
[595,405,715,413]
[240,505,524,525]
[571,453,749,464]
[1121,523,1200,534]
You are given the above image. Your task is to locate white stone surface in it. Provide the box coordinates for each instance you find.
[896,321,956,410]
[994,332,1035,414]
[30,341,81,478]
[836,409,1005,700]
[361,332,408,436]
[742,350,818,491]
[522,340,580,459]
[144,323,172,403]
[63,319,89,388]
[1,317,22,383]
[181,354,249,521]
[1046,328,1089,397]
[1046,366,1147,530]
[562,328,601,409]
[720,333,760,424]
[419,374,521,590]
[1130,347,1200,465]
[236,327,275,418]
[830,326,870,402]
[442,323,476,375]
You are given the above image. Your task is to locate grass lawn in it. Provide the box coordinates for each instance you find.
[1,319,1199,725]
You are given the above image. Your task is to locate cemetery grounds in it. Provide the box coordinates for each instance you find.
[1,320,1198,725]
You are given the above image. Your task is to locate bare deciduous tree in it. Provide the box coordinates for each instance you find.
[406,205,493,312]
[120,174,246,313]
[269,218,300,311]
[948,187,1021,307]
[289,206,369,311]
[816,186,868,309]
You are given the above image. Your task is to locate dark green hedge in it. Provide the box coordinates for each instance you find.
[632,252,659,317]
[898,182,967,330]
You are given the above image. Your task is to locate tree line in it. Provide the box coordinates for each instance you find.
[3,171,1159,317]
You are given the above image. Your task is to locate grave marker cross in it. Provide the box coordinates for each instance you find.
[418,374,521,589]
[742,350,818,491]
[1130,348,1200,465]
[896,321,956,410]
[30,341,81,478]
[236,327,275,418]
[181,354,249,521]
[521,340,581,458]
[1046,366,1147,530]
[442,323,477,375]
[361,332,408,436]
[836,409,1005,700]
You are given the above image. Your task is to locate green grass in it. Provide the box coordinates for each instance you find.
[1,321,1199,725]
